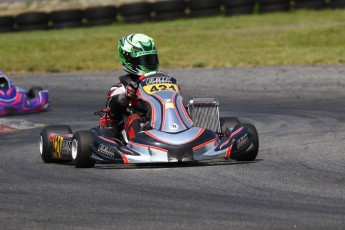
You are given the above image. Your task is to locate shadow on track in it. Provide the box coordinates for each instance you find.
[93,159,262,170]
[40,158,262,170]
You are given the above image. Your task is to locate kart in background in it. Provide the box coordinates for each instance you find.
[39,72,259,167]
[0,74,49,116]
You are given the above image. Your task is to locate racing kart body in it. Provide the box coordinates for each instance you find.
[0,74,49,116]
[39,72,259,167]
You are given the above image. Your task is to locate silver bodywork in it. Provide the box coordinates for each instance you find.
[137,85,193,133]
[112,74,253,164]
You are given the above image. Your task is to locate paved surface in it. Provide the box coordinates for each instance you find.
[0,66,344,229]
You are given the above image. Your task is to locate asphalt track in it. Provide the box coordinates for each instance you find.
[0,66,344,230]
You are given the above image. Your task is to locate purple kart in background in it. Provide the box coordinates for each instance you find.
[0,72,49,116]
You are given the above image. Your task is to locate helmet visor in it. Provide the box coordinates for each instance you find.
[132,54,159,66]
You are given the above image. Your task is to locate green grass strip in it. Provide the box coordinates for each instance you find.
[1,9,345,73]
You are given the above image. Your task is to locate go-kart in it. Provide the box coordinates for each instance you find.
[0,73,49,116]
[39,72,259,167]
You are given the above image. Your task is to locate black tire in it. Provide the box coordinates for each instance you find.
[0,16,14,33]
[0,16,14,26]
[15,12,49,25]
[52,21,83,29]
[230,123,259,161]
[28,86,43,99]
[188,0,221,9]
[153,12,185,21]
[15,12,49,31]
[123,14,151,23]
[17,24,48,31]
[50,9,84,22]
[84,6,117,26]
[0,26,13,32]
[331,0,345,8]
[119,3,151,16]
[39,125,73,163]
[72,130,95,168]
[84,6,117,19]
[259,3,291,13]
[222,0,255,7]
[225,6,254,15]
[259,0,290,4]
[87,17,116,26]
[151,0,186,12]
[189,8,221,17]
[294,0,326,10]
[220,117,240,137]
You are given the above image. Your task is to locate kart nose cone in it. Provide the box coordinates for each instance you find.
[168,148,193,162]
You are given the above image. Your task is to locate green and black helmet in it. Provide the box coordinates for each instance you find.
[118,33,159,76]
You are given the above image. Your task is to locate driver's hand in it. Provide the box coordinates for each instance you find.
[125,82,138,98]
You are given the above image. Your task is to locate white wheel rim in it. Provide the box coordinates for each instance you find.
[72,139,78,160]
[39,136,43,156]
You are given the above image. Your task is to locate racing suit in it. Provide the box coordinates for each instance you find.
[106,73,146,141]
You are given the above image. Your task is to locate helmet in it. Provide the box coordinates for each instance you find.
[118,33,159,76]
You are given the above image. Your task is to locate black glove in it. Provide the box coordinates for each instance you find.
[125,81,138,98]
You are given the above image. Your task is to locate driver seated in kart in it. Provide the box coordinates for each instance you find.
[104,33,172,141]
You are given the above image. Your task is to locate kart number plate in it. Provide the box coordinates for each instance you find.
[143,83,179,95]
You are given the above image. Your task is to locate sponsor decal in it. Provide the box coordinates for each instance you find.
[62,140,72,155]
[98,144,116,158]
[236,133,248,149]
[52,136,72,158]
[145,76,172,85]
[132,50,157,57]
[52,136,63,158]
[165,102,174,109]
[170,123,179,130]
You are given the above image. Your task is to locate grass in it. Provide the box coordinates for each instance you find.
[1,9,345,73]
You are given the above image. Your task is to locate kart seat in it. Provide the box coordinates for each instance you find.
[99,127,118,139]
[140,121,152,131]
[0,76,9,91]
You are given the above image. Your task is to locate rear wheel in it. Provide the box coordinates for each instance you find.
[230,123,259,161]
[72,130,95,168]
[220,117,240,137]
[39,125,72,163]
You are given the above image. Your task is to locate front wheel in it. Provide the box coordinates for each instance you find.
[230,123,259,161]
[28,86,43,99]
[72,130,95,168]
[220,117,240,137]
